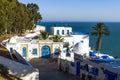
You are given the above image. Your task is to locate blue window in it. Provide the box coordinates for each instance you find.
[81,40,84,43]
[32,48,37,55]
[67,30,69,35]
[10,47,13,52]
[72,42,74,45]
[57,30,59,35]
[93,68,99,76]
[64,42,69,47]
[22,47,26,57]
[62,30,64,35]
[63,50,66,53]
[55,48,60,55]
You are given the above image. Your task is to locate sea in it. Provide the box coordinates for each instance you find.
[38,22,120,57]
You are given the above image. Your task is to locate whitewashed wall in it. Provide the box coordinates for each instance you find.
[0,56,39,80]
[50,27,72,35]
[28,43,39,59]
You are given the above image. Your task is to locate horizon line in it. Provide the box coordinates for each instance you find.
[40,21,120,23]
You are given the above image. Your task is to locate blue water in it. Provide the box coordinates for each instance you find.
[38,22,120,57]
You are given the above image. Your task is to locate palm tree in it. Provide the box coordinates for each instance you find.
[40,30,49,40]
[52,35,63,42]
[91,22,110,51]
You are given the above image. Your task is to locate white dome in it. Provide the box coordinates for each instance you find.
[73,41,89,55]
[9,37,17,43]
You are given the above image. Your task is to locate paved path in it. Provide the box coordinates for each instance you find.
[29,58,80,80]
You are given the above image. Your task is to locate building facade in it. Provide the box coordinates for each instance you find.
[6,36,63,60]
[50,26,89,52]
[50,27,72,35]
[80,59,120,80]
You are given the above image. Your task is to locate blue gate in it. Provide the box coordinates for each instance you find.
[22,47,27,57]
[41,45,50,58]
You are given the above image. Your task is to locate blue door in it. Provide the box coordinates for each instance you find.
[10,47,13,52]
[41,45,50,58]
[22,47,27,57]
[76,61,80,75]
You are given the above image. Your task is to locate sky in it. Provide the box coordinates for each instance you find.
[19,0,120,22]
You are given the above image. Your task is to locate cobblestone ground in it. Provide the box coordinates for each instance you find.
[29,58,80,80]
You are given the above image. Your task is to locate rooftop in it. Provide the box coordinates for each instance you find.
[90,59,120,70]
[71,32,89,35]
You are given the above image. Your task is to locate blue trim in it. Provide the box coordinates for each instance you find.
[76,61,80,75]
[103,70,117,80]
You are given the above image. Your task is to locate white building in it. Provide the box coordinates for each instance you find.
[80,59,120,80]
[4,26,89,60]
[50,27,72,35]
[26,25,45,33]
[33,25,45,32]
[63,34,89,49]
[50,26,89,56]
[5,36,63,60]
[58,46,120,80]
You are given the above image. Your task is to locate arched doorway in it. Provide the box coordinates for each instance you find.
[22,47,27,57]
[41,45,50,58]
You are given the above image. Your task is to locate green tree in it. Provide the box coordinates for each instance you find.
[27,3,42,25]
[91,22,110,51]
[52,35,63,42]
[40,30,49,40]
[0,0,42,35]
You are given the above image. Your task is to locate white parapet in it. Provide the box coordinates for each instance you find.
[0,56,39,80]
